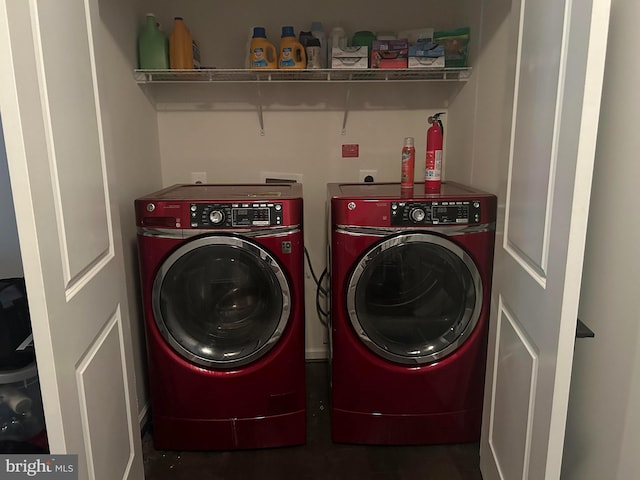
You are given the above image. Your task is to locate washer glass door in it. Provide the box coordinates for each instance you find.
[347,233,482,365]
[152,235,290,368]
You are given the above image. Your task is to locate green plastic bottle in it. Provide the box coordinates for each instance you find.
[138,13,169,69]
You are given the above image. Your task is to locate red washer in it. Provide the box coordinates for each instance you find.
[135,184,305,450]
[328,182,496,445]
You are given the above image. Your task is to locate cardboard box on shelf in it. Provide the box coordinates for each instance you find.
[397,27,434,45]
[331,46,368,69]
[434,27,470,67]
[408,41,445,68]
[370,39,408,69]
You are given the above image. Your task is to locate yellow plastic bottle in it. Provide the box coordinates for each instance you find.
[170,17,194,69]
[278,26,306,69]
[249,27,277,69]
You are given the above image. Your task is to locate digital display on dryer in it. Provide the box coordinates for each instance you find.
[432,205,469,223]
[189,203,283,228]
[232,207,270,226]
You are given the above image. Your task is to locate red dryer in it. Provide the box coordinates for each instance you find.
[135,184,305,450]
[328,181,496,445]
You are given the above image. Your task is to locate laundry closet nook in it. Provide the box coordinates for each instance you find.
[0,0,616,478]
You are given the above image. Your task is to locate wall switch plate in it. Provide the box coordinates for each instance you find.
[359,169,377,182]
[191,172,207,184]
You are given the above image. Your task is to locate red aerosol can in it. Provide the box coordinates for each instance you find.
[425,112,445,193]
[400,136,415,190]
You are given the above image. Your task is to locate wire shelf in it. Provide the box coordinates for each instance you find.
[134,68,472,84]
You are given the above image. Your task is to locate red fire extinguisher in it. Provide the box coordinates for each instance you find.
[425,112,445,193]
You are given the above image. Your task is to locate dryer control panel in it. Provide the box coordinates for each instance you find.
[390,200,482,226]
[190,202,284,228]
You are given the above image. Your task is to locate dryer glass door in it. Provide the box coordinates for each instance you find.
[347,233,482,365]
[152,235,290,368]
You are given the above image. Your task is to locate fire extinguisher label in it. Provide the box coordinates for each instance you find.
[425,150,442,180]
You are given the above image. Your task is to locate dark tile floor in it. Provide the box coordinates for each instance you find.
[143,361,482,480]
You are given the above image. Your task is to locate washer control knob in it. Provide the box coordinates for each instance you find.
[146,203,156,212]
[209,210,224,224]
[410,208,426,223]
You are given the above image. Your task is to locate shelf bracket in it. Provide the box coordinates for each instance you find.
[257,82,265,136]
[341,86,351,136]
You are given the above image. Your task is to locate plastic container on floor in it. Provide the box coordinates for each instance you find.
[0,363,45,444]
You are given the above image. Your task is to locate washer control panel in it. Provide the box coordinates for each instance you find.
[390,200,482,225]
[190,202,284,228]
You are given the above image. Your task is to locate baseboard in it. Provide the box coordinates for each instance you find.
[305,347,328,361]
[138,402,151,435]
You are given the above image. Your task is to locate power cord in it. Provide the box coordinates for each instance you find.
[304,247,329,327]
[304,247,327,295]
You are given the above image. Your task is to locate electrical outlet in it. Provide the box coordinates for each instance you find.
[259,171,303,183]
[190,172,207,184]
[359,169,377,182]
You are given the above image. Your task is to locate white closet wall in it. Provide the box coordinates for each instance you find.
[562,0,640,477]
[0,116,23,278]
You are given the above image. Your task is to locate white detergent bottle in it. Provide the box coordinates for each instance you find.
[310,21,327,68]
[328,27,347,68]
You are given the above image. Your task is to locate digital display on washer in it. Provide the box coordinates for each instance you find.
[232,207,270,226]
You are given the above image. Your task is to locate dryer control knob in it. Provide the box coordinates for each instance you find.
[410,208,426,223]
[209,210,224,224]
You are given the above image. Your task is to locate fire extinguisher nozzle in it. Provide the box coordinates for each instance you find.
[427,112,446,124]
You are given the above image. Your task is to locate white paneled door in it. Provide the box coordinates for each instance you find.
[0,0,143,479]
[480,0,611,479]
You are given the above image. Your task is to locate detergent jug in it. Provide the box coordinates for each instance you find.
[170,17,194,69]
[249,27,277,69]
[279,26,306,69]
[138,13,169,69]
